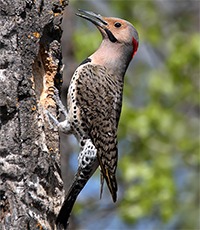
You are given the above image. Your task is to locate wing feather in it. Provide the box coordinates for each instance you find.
[75,64,123,201]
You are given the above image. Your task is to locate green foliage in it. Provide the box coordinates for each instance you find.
[73,28,101,62]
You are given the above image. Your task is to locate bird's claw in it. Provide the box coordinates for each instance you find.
[45,110,59,130]
[48,86,68,118]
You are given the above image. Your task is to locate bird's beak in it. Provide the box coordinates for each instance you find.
[76,9,107,29]
[76,9,117,43]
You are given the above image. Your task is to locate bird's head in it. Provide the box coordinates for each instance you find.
[76,9,139,58]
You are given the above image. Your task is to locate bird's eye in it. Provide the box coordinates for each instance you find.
[114,22,121,28]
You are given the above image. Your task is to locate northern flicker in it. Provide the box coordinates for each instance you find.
[53,9,139,229]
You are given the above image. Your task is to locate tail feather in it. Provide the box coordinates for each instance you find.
[56,178,84,229]
[100,172,104,199]
[104,169,118,202]
[56,160,99,229]
[56,194,76,229]
[98,159,118,202]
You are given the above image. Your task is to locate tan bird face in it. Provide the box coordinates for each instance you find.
[76,10,139,58]
[99,17,139,57]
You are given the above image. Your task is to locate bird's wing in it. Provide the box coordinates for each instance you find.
[75,64,123,202]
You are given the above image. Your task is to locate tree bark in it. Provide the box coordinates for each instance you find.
[0,0,68,229]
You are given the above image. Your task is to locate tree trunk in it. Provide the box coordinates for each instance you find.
[0,0,68,229]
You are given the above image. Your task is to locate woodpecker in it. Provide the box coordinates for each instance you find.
[54,9,139,229]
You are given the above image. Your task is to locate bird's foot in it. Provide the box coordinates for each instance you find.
[45,109,59,128]
[48,86,68,117]
[46,87,72,134]
[45,107,71,134]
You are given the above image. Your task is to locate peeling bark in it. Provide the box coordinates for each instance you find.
[0,0,68,229]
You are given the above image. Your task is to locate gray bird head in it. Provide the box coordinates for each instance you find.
[76,9,139,59]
